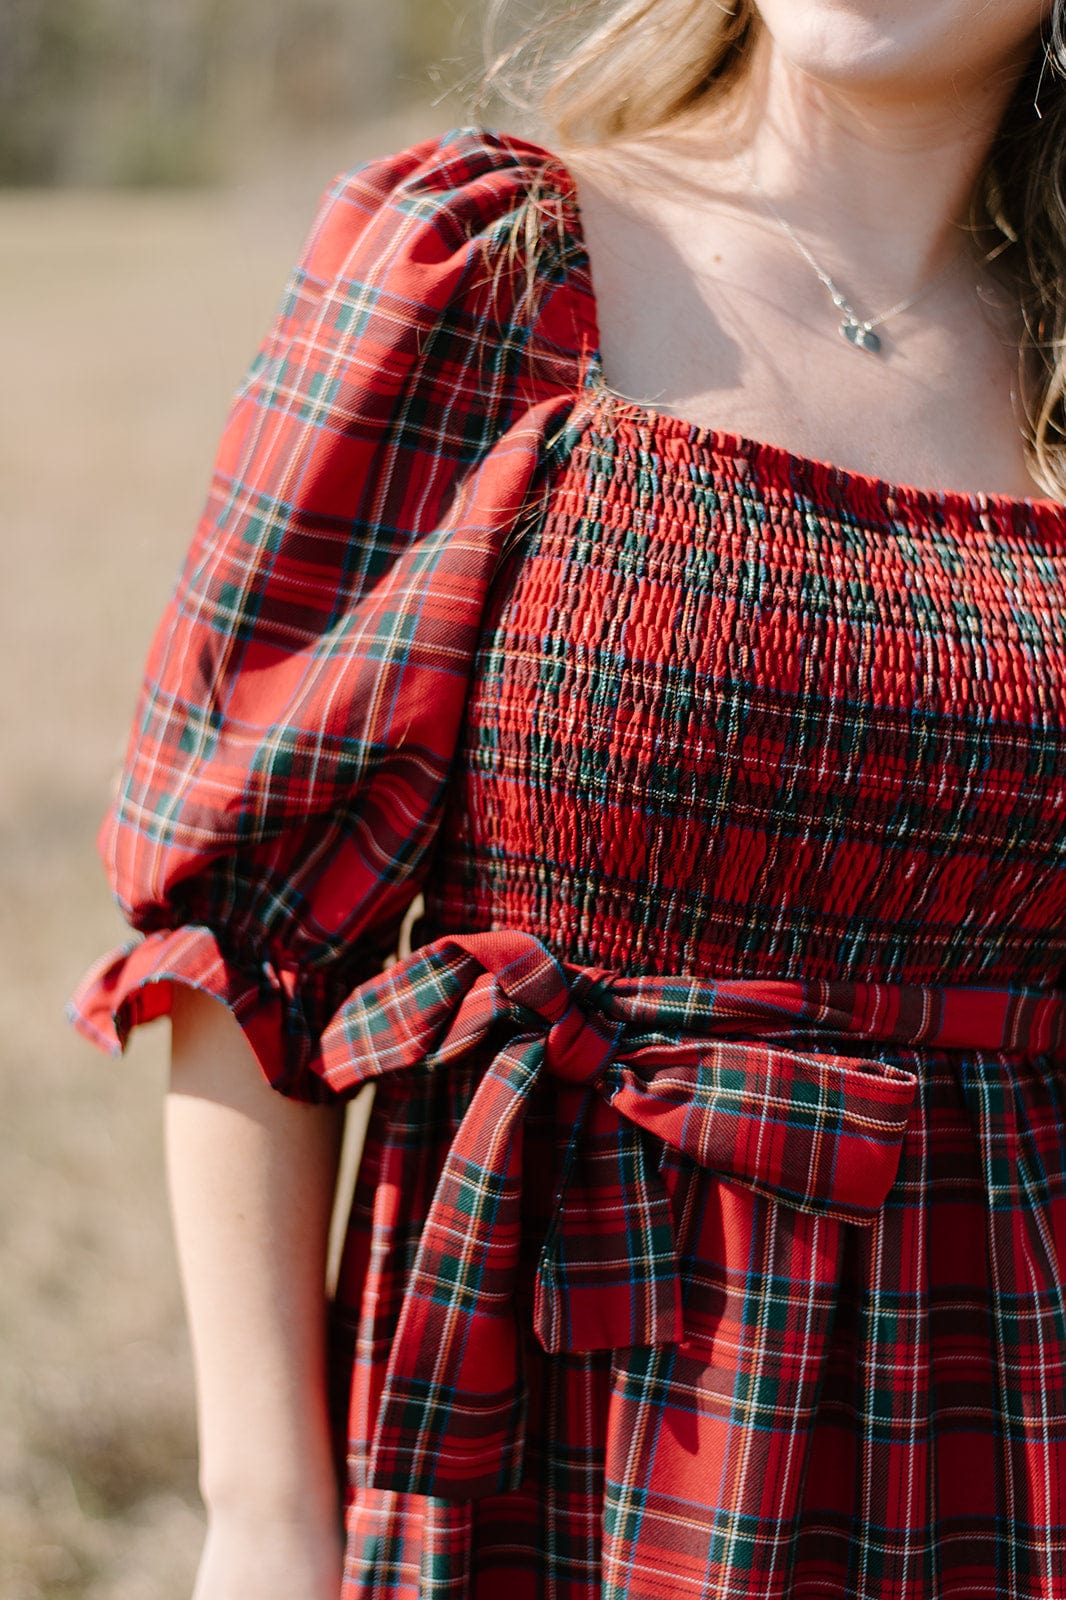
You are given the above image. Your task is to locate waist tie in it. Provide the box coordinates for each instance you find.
[314,929,1066,1501]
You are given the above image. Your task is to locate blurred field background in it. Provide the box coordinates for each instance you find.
[1,4,542,1594]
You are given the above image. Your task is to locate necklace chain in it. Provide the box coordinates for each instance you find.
[731,150,964,355]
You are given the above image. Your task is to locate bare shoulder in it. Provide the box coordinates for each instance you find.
[555,130,739,233]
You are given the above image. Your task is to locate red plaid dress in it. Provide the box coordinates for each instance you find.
[70,128,1066,1598]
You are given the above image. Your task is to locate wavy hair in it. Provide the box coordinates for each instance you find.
[482,0,1066,501]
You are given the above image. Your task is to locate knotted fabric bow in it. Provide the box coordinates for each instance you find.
[314,929,1066,1500]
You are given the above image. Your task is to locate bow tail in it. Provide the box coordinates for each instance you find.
[364,1035,544,1499]
[534,1089,683,1354]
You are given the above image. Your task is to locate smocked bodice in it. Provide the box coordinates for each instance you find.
[426,396,1066,992]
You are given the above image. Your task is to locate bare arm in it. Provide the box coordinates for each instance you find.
[167,984,347,1597]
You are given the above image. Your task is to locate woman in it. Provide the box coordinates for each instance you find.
[70,1,1066,1596]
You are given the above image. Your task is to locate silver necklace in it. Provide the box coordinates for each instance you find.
[732,150,963,355]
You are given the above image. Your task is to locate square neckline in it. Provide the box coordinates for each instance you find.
[515,131,1066,531]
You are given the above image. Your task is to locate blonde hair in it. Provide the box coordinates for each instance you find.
[483,0,1066,502]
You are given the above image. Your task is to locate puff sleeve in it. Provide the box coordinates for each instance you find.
[67,128,597,1102]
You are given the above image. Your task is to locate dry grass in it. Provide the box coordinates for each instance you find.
[2,107,455,1600]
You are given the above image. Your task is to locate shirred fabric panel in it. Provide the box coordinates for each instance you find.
[67,129,596,1098]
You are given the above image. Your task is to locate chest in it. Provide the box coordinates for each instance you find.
[569,164,1039,502]
[438,409,1066,983]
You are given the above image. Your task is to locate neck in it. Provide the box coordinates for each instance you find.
[709,26,1038,300]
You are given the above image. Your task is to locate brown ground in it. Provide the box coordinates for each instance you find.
[1,109,454,1600]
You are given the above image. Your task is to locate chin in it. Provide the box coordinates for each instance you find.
[752,0,1048,99]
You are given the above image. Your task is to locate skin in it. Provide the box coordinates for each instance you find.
[168,986,345,1600]
[564,0,1057,497]
[752,0,1049,95]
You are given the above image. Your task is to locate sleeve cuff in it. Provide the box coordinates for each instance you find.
[66,925,343,1105]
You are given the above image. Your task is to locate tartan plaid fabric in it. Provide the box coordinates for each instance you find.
[321,926,1066,1505]
[68,127,595,1097]
[69,128,1066,1597]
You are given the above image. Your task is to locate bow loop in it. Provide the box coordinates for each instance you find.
[603,1039,918,1224]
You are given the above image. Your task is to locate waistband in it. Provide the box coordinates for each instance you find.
[313,928,1066,1501]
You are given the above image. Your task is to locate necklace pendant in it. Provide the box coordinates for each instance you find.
[841,319,882,355]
